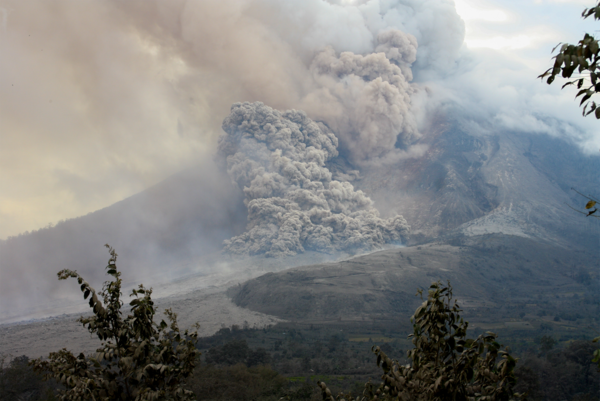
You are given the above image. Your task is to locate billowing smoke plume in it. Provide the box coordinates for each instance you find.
[302,29,420,165]
[218,102,409,257]
[0,0,464,239]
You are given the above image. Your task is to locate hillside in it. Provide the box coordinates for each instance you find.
[354,125,600,246]
[2,118,599,325]
[229,234,599,330]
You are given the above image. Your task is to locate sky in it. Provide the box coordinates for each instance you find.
[456,0,596,67]
[0,0,599,240]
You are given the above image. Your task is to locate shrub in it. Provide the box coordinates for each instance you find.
[31,245,200,400]
[318,281,523,401]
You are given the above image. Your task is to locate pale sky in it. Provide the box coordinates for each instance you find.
[456,0,596,62]
[0,0,598,240]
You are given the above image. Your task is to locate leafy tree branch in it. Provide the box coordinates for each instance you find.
[539,1,600,118]
[318,282,523,401]
[31,245,201,400]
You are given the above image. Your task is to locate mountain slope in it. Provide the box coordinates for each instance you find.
[2,117,599,323]
[228,234,598,327]
[355,122,600,245]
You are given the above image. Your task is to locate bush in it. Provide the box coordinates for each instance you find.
[318,281,523,401]
[0,354,58,400]
[31,245,201,400]
[515,340,600,400]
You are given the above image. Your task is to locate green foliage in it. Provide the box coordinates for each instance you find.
[0,354,58,400]
[186,363,287,400]
[30,245,201,400]
[538,336,556,354]
[539,1,600,118]
[203,339,272,368]
[593,336,600,371]
[514,340,600,400]
[318,282,523,401]
[205,340,249,366]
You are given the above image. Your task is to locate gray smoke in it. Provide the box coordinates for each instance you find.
[218,102,409,257]
[301,29,420,165]
[0,0,465,239]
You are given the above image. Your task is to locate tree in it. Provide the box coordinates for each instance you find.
[31,245,201,400]
[204,340,250,366]
[1,354,58,400]
[539,1,600,118]
[538,335,555,354]
[186,364,287,400]
[318,282,523,401]
[539,0,600,367]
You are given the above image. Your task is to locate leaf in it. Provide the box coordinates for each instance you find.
[580,93,592,106]
[448,336,456,350]
[434,375,442,390]
[585,200,597,209]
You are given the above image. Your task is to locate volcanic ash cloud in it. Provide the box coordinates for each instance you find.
[218,102,409,257]
[303,29,420,166]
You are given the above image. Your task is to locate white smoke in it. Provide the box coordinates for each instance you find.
[218,102,409,257]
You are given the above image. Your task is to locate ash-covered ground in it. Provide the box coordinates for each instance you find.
[0,250,348,359]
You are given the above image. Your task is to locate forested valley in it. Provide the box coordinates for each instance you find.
[3,316,599,400]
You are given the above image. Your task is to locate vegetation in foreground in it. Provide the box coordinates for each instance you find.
[30,245,201,400]
[539,1,600,119]
[3,335,599,400]
[318,282,524,400]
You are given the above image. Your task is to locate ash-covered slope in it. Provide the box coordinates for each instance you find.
[354,120,600,246]
[228,234,597,323]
